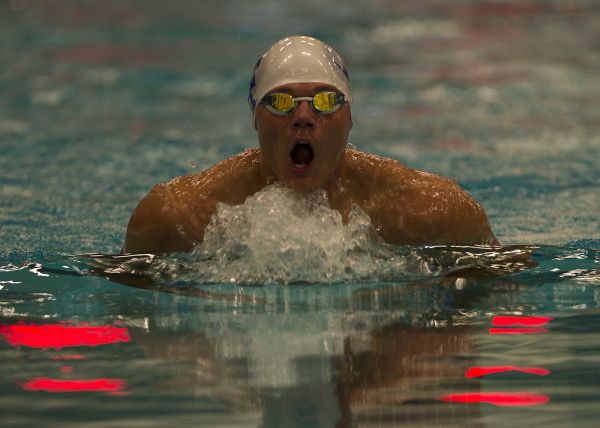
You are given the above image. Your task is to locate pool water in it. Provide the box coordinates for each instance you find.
[1,1,599,427]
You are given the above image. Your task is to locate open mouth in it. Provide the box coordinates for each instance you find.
[290,142,314,168]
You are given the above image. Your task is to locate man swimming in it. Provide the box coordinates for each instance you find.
[123,36,499,253]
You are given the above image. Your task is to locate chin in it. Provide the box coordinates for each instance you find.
[282,177,322,194]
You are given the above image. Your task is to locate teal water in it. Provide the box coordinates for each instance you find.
[1,1,599,427]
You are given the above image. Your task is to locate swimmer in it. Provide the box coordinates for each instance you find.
[123,36,499,253]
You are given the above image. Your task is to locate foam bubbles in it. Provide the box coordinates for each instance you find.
[155,184,437,285]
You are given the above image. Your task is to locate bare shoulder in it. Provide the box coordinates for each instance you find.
[167,148,262,201]
[122,180,195,253]
[346,150,498,246]
[123,149,263,253]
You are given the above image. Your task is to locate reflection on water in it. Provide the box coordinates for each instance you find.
[1,243,599,426]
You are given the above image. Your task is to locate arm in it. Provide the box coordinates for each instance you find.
[122,150,265,254]
[374,180,499,246]
[122,183,197,253]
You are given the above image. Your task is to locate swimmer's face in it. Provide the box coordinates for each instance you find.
[255,82,352,193]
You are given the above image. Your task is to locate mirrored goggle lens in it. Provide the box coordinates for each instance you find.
[262,91,345,115]
[312,92,339,112]
[270,93,295,113]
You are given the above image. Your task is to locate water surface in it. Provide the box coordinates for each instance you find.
[1,1,599,426]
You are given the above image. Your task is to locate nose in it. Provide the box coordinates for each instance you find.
[292,100,316,129]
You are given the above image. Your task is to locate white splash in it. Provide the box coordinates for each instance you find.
[155,184,438,285]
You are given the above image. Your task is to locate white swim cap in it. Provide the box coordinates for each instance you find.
[248,36,352,115]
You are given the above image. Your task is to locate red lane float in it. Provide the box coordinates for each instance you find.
[492,316,553,327]
[440,392,549,406]
[21,377,126,394]
[0,322,130,350]
[466,366,550,378]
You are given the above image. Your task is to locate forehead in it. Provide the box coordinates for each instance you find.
[268,82,340,95]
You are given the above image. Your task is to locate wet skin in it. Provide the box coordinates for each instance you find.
[254,83,353,194]
[123,83,498,253]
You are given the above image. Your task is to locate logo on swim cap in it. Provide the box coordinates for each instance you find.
[248,36,351,115]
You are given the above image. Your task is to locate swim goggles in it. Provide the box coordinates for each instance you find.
[260,91,347,115]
